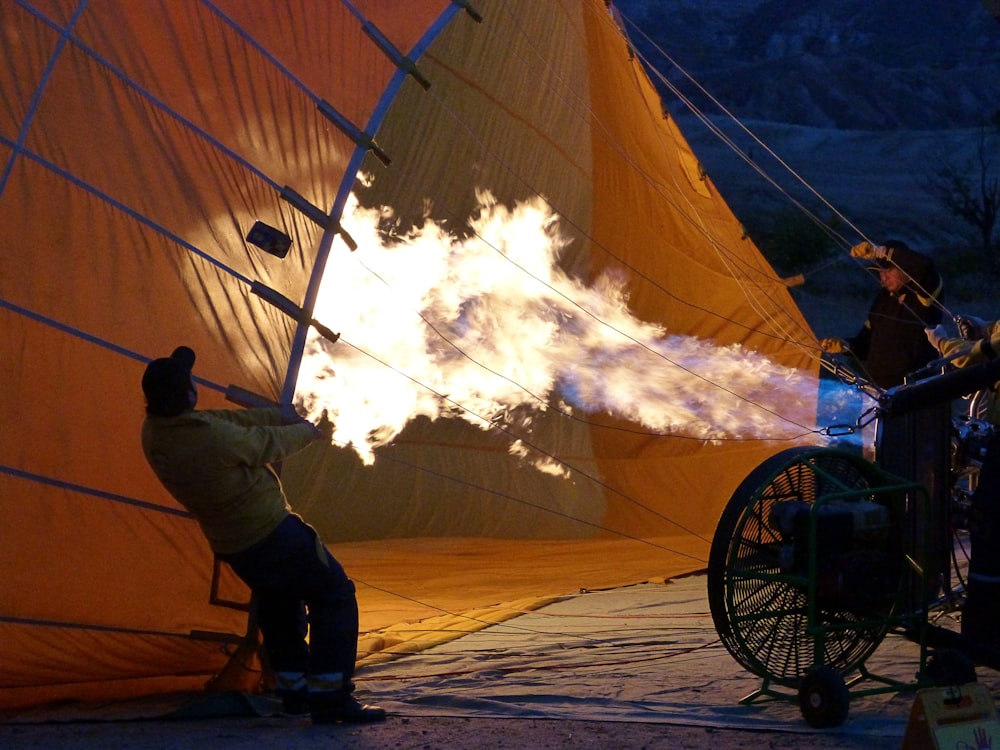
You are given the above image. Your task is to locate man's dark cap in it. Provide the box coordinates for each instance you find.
[142,346,196,416]
[868,240,921,278]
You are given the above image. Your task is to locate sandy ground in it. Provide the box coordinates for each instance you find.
[0,574,957,750]
[0,714,905,750]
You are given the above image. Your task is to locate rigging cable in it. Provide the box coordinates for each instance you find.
[618,9,958,330]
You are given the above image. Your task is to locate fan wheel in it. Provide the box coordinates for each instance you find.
[708,447,905,688]
[798,666,850,728]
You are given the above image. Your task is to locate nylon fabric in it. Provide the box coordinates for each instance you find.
[0,0,454,709]
[0,0,818,711]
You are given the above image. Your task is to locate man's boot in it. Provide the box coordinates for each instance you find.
[309,690,387,725]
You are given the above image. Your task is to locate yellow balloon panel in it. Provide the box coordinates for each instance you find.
[0,0,819,711]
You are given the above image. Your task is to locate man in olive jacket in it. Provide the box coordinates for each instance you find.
[141,346,385,724]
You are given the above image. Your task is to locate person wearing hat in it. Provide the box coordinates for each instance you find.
[140,346,386,724]
[821,240,944,389]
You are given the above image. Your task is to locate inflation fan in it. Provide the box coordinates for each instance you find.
[708,360,1000,727]
[708,447,926,727]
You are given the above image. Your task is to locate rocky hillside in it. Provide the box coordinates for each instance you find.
[616,0,1000,130]
[611,0,1000,328]
[610,0,1000,277]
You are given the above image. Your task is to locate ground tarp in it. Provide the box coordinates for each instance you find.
[8,574,980,744]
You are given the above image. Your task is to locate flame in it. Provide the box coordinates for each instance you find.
[295,192,837,465]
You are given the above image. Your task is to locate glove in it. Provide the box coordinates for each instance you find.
[315,409,334,441]
[849,241,887,260]
[956,314,989,340]
[925,324,948,351]
[820,337,846,354]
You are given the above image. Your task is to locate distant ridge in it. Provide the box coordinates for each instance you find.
[617,0,1000,130]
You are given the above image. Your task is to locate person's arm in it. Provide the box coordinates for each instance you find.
[201,406,324,467]
[218,417,321,469]
[205,406,282,427]
[205,404,310,428]
[929,320,1000,368]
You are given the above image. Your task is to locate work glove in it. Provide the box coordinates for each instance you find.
[820,337,847,354]
[925,324,948,352]
[849,241,888,260]
[956,314,990,340]
[315,409,334,441]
